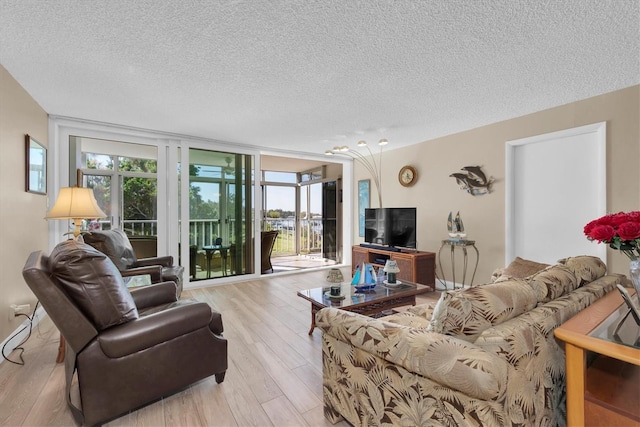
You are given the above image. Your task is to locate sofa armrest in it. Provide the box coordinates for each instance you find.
[120,265,163,283]
[136,255,174,268]
[316,307,511,401]
[130,281,178,309]
[98,302,214,357]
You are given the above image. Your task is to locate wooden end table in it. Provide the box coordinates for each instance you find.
[297,280,433,335]
[554,289,640,426]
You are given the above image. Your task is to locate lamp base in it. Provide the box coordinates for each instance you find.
[72,218,84,238]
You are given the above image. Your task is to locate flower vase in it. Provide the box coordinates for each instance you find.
[630,259,640,304]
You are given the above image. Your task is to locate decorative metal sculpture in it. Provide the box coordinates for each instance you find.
[447,211,467,239]
[450,165,494,196]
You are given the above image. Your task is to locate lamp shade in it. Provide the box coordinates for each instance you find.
[45,187,107,220]
[46,187,106,237]
[383,260,400,273]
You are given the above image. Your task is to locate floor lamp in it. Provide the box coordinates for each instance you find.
[325,139,387,207]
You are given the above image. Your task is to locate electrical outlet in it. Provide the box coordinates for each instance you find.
[9,304,31,319]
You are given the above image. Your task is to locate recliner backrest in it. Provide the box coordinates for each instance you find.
[22,251,98,353]
[49,239,139,330]
[83,229,138,270]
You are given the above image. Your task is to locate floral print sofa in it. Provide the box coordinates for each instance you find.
[316,256,625,426]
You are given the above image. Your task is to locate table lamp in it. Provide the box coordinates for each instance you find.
[45,186,107,238]
[384,260,400,284]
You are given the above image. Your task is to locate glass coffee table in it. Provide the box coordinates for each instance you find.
[297,281,433,335]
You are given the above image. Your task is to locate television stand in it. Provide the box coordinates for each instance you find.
[352,245,435,287]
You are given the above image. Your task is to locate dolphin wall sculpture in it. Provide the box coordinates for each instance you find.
[450,165,494,196]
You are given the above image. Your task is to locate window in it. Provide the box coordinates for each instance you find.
[77,140,158,237]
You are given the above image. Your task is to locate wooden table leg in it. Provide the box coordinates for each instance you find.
[308,305,319,335]
[565,342,586,426]
[206,250,213,278]
[56,333,66,363]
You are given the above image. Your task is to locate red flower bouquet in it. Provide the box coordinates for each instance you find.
[584,211,640,260]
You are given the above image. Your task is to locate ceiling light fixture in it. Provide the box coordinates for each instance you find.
[325,139,388,207]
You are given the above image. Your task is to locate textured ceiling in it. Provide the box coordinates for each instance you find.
[1,1,638,156]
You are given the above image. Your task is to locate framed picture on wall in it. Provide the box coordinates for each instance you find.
[358,179,370,237]
[25,134,47,194]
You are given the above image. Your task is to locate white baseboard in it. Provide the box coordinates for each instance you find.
[0,305,47,365]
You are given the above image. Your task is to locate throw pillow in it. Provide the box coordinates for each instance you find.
[427,279,538,341]
[526,264,578,303]
[557,255,607,286]
[49,239,138,330]
[501,257,550,279]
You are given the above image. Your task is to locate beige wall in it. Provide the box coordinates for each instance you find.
[0,65,49,342]
[353,85,640,284]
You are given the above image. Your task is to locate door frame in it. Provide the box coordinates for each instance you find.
[179,141,261,285]
[505,122,607,265]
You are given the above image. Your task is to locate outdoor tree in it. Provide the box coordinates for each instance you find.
[120,158,158,224]
[189,164,219,219]
[84,156,236,238]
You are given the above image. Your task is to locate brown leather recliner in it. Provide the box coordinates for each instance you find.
[22,240,227,426]
[83,229,184,296]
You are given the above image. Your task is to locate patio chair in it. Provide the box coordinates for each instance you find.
[261,230,278,273]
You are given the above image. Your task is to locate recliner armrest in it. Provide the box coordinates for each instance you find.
[136,255,174,268]
[120,265,163,283]
[98,302,214,358]
[130,281,178,309]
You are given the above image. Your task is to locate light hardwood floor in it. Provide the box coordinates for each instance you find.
[0,267,440,427]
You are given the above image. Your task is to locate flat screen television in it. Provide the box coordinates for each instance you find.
[364,207,417,249]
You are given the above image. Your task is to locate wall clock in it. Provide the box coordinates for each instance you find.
[398,165,418,187]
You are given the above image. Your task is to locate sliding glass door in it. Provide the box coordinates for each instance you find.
[186,148,254,280]
[58,120,280,283]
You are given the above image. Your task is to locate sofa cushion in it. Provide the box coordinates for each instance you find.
[406,302,437,319]
[491,257,550,282]
[557,255,607,286]
[526,265,578,303]
[49,239,139,330]
[383,311,431,328]
[427,279,538,341]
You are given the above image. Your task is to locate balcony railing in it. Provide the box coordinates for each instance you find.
[263,217,323,255]
[122,220,157,236]
[99,217,324,255]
